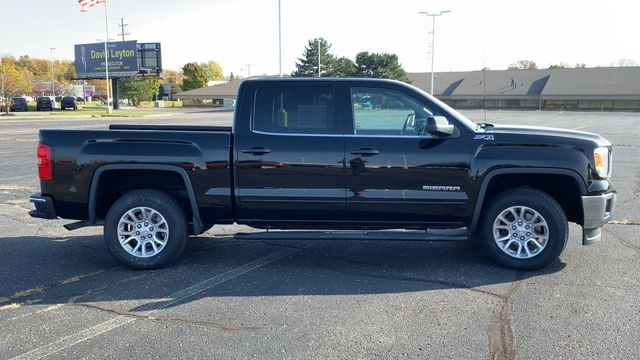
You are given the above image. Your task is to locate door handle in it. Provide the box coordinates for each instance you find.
[242,147,271,155]
[350,148,380,156]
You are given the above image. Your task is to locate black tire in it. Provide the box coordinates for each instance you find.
[104,189,188,269]
[478,187,568,270]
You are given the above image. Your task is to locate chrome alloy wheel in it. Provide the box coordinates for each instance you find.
[117,207,169,258]
[492,206,549,259]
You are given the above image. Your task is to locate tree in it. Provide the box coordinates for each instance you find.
[292,37,336,77]
[181,62,208,91]
[161,69,184,94]
[200,61,224,81]
[575,63,587,68]
[548,62,569,69]
[119,77,161,106]
[508,60,538,70]
[326,57,357,77]
[0,61,31,114]
[354,52,411,82]
[611,58,638,67]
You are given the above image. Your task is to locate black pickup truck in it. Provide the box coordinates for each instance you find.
[29,78,616,270]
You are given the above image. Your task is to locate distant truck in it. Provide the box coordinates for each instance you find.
[29,78,616,270]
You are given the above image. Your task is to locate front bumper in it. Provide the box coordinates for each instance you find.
[581,191,616,245]
[29,193,58,219]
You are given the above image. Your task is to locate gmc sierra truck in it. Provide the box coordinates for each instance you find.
[29,78,616,270]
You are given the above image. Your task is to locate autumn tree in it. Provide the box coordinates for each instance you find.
[181,62,208,91]
[161,69,184,94]
[0,60,31,114]
[200,61,224,81]
[508,60,538,70]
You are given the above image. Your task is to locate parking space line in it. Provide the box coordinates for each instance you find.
[10,248,298,360]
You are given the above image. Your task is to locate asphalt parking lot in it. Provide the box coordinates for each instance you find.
[0,109,638,359]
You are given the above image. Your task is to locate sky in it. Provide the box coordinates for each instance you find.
[1,0,639,76]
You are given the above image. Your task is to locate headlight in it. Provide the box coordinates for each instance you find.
[594,147,610,178]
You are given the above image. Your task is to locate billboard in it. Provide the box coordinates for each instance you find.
[75,41,139,78]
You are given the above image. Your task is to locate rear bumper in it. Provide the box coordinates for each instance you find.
[29,193,58,219]
[581,191,616,245]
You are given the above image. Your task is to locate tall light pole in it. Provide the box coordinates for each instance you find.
[278,0,282,77]
[317,39,321,77]
[418,10,450,95]
[50,48,56,98]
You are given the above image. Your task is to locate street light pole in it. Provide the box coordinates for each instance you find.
[278,0,282,77]
[317,39,321,77]
[50,48,56,98]
[418,10,450,95]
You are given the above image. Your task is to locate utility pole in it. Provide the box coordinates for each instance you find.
[117,18,130,41]
[418,10,451,95]
[50,48,56,98]
[244,64,252,77]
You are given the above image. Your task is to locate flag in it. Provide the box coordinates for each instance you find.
[78,0,105,12]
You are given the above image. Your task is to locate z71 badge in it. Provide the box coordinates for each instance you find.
[473,134,495,141]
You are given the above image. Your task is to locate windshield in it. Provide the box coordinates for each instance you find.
[410,85,477,130]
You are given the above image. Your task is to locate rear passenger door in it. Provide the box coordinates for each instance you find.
[234,84,347,224]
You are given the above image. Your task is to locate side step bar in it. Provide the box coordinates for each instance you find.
[234,229,469,242]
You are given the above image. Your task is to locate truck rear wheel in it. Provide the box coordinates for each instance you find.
[479,187,568,270]
[104,189,187,269]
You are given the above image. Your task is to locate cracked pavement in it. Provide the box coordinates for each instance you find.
[0,109,639,359]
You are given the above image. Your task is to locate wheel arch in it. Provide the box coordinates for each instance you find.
[469,168,586,232]
[88,164,203,234]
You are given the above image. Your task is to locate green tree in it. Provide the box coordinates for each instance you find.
[326,57,357,77]
[119,77,161,106]
[181,62,208,91]
[292,37,336,77]
[0,60,31,114]
[354,52,411,82]
[508,60,538,70]
[200,61,224,81]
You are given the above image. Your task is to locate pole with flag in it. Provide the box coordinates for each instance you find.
[78,0,112,113]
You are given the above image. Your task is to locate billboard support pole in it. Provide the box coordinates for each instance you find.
[103,1,112,113]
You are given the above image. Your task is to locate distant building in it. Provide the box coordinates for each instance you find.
[174,68,640,110]
[408,67,640,110]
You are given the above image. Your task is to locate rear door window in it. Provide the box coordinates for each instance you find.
[253,86,338,134]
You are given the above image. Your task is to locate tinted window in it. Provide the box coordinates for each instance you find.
[351,87,435,136]
[254,86,336,134]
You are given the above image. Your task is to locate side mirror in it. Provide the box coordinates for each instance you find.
[426,115,454,136]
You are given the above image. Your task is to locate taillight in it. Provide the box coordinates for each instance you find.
[37,143,53,181]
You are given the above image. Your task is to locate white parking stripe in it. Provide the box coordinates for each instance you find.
[11,249,298,360]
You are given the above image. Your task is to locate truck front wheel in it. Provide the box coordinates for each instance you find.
[104,189,188,269]
[479,187,568,270]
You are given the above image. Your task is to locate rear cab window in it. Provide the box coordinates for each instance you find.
[253,86,338,134]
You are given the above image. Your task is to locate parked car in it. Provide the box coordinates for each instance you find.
[36,97,56,111]
[75,97,85,104]
[61,96,78,110]
[29,78,616,271]
[10,97,29,112]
